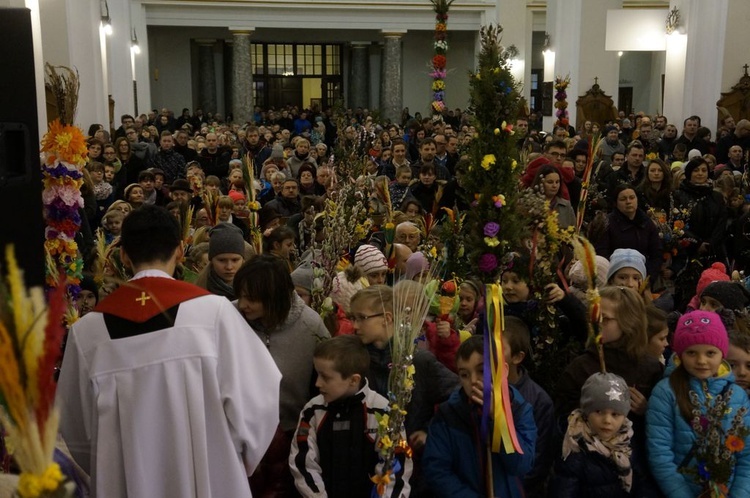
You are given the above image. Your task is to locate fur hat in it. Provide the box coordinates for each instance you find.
[696,262,730,297]
[701,281,750,313]
[208,222,245,259]
[606,248,647,282]
[580,372,631,416]
[169,178,192,193]
[673,310,728,357]
[355,244,388,275]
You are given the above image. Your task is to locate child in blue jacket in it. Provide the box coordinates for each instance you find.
[422,336,537,497]
[647,310,750,498]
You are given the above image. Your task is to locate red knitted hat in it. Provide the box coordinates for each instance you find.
[696,262,729,297]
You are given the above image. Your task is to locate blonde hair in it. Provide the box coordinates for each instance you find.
[350,285,393,312]
[599,286,648,358]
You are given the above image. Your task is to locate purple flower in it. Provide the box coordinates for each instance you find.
[483,222,500,237]
[478,253,498,274]
[699,416,709,431]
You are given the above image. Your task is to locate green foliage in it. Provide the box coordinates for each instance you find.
[461,25,526,283]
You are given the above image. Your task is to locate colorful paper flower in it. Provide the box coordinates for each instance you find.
[432,80,445,91]
[432,55,446,69]
[478,253,498,274]
[484,237,500,247]
[481,154,496,171]
[41,120,87,165]
[726,435,745,453]
[484,222,500,237]
[493,195,506,208]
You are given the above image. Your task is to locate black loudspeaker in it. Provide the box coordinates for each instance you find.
[0,8,45,288]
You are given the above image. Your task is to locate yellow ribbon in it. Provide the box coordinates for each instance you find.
[488,284,523,455]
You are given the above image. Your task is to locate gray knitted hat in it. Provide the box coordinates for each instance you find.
[208,223,245,259]
[580,372,631,416]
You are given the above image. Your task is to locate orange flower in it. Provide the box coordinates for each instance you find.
[726,435,745,453]
[41,119,87,166]
[673,220,685,230]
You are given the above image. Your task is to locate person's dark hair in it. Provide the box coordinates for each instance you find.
[420,137,436,148]
[456,335,483,364]
[531,164,561,196]
[669,364,694,422]
[612,183,637,205]
[87,124,103,137]
[400,198,423,214]
[696,126,711,140]
[88,161,105,173]
[120,114,134,123]
[314,335,370,379]
[263,226,296,253]
[625,140,644,155]
[391,138,406,149]
[503,316,531,358]
[300,195,323,213]
[233,254,294,330]
[645,305,668,340]
[544,140,567,153]
[120,205,181,265]
[419,163,436,177]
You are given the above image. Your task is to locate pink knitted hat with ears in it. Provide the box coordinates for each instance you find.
[672,310,728,357]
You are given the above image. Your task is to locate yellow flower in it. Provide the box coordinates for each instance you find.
[492,68,500,74]
[484,237,500,247]
[406,364,416,376]
[481,154,496,170]
[380,435,394,449]
[511,160,518,170]
[429,246,437,258]
[379,413,390,427]
[494,128,500,135]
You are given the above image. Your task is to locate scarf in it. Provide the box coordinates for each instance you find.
[563,409,633,492]
[206,267,235,300]
[93,182,113,201]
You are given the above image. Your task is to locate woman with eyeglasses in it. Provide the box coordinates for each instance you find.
[234,254,330,498]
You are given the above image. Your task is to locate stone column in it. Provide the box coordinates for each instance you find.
[231,29,253,125]
[380,31,404,124]
[197,39,217,115]
[349,42,370,109]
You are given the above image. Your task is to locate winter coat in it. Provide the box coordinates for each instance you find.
[551,439,660,498]
[423,388,537,498]
[552,197,576,229]
[241,293,331,432]
[595,207,662,279]
[672,180,727,258]
[515,368,555,497]
[646,362,750,498]
[289,382,411,498]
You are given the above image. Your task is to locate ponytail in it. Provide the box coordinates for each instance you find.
[669,363,694,422]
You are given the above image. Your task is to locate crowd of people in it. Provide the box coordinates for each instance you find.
[18,102,750,497]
